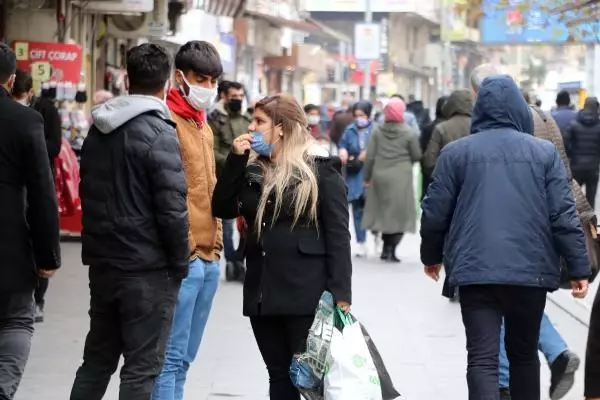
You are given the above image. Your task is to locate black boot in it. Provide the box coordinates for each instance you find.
[380,245,391,260]
[385,245,401,263]
[35,303,44,323]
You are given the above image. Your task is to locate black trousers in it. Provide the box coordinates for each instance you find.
[0,291,34,400]
[459,285,547,400]
[70,267,179,400]
[586,286,600,397]
[250,315,314,400]
[382,233,403,247]
[33,277,48,306]
[573,168,599,208]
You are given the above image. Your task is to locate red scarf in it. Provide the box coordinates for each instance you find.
[166,88,205,127]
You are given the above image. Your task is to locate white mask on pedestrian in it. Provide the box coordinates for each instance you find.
[307,115,320,125]
[178,71,216,111]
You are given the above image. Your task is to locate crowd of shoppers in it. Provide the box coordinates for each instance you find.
[2,33,600,400]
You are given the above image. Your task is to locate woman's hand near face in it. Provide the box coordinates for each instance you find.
[339,148,349,164]
[232,134,253,155]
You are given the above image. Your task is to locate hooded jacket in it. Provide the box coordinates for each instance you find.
[80,95,190,278]
[420,75,590,290]
[564,101,600,172]
[422,89,473,172]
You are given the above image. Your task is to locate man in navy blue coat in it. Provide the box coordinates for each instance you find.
[420,75,591,400]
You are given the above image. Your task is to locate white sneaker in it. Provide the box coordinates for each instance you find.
[374,234,383,254]
[355,243,367,258]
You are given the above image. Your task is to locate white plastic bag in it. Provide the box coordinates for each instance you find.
[324,311,383,400]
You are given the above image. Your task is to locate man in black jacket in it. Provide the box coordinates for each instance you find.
[12,68,63,323]
[70,43,189,400]
[564,97,600,208]
[0,43,61,400]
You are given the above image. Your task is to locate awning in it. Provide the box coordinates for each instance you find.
[203,0,247,18]
[243,10,351,43]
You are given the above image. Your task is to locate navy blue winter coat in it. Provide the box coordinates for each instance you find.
[420,75,590,290]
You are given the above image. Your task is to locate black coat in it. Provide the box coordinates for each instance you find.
[30,96,62,163]
[565,109,600,173]
[212,151,352,316]
[80,109,190,279]
[0,88,60,291]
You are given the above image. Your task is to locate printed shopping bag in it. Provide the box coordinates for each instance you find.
[359,324,401,399]
[324,309,383,400]
[290,291,336,400]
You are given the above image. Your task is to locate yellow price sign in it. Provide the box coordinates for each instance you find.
[31,62,51,82]
[14,42,28,61]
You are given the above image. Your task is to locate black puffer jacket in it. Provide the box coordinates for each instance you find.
[80,95,190,279]
[565,102,600,172]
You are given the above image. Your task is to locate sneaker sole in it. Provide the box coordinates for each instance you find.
[550,355,580,400]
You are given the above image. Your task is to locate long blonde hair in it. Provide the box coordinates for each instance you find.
[251,94,320,236]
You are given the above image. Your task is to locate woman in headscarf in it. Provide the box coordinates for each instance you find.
[338,100,376,257]
[362,98,422,262]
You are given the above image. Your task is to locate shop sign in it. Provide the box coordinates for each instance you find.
[11,41,83,83]
[354,23,381,61]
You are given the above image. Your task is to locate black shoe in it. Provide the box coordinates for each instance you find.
[384,248,401,263]
[234,261,246,282]
[34,303,44,323]
[550,350,580,399]
[225,261,237,282]
[499,387,511,400]
[380,246,391,260]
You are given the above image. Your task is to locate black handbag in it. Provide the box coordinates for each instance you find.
[559,223,600,289]
[345,157,363,174]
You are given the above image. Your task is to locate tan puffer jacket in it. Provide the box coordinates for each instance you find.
[531,105,598,269]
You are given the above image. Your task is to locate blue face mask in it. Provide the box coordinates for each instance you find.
[251,132,273,157]
[355,117,370,128]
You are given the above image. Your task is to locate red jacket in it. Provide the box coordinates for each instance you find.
[54,138,80,216]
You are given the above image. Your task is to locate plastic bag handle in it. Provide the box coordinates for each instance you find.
[336,306,353,327]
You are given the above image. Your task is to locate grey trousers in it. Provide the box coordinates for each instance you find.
[0,291,34,400]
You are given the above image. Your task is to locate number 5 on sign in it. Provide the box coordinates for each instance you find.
[31,62,51,81]
[14,42,28,61]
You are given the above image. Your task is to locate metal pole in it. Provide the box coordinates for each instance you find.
[362,0,372,100]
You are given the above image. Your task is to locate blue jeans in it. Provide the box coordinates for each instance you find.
[152,258,220,400]
[222,219,236,262]
[350,199,366,243]
[499,313,567,388]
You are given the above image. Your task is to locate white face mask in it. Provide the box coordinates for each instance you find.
[307,115,320,125]
[179,72,216,111]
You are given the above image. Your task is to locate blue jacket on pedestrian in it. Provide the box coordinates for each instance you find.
[551,106,577,136]
[339,121,376,202]
[420,75,590,290]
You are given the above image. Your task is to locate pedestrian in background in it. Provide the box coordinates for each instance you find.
[71,43,187,400]
[338,100,376,257]
[564,97,600,208]
[209,80,251,282]
[12,68,62,323]
[421,75,590,400]
[419,95,447,199]
[362,98,421,262]
[212,94,352,400]
[552,90,577,136]
[0,43,61,400]
[153,41,224,400]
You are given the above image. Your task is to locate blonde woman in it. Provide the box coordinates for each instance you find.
[212,94,352,399]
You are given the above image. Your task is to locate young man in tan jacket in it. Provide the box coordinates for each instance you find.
[153,41,223,400]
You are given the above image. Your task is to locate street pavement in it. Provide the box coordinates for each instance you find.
[16,231,594,400]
